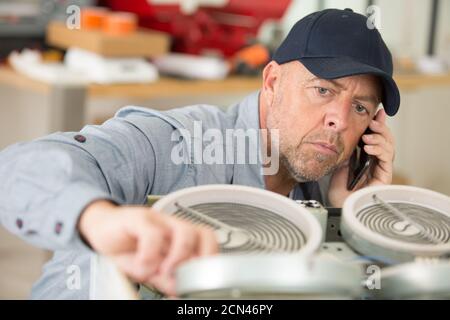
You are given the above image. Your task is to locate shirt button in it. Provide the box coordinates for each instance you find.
[16,218,23,229]
[54,222,63,235]
[74,134,86,143]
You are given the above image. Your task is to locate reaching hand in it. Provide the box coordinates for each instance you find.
[78,200,219,297]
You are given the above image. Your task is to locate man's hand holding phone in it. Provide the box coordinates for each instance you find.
[346,127,374,191]
[328,109,395,207]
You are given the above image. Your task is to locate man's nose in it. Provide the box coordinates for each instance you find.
[323,99,352,132]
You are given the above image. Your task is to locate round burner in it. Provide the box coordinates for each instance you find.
[342,185,450,262]
[153,185,323,255]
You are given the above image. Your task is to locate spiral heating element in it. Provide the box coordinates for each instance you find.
[356,202,450,245]
[172,202,307,253]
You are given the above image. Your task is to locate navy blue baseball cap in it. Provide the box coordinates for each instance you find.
[273,8,400,116]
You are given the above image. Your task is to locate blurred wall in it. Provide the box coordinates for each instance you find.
[280,0,450,61]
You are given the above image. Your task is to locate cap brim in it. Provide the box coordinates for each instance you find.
[298,57,400,116]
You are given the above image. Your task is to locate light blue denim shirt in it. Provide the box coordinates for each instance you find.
[0,91,329,299]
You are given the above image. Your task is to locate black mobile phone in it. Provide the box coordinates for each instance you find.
[347,128,374,191]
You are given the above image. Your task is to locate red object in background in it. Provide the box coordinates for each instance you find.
[100,0,291,57]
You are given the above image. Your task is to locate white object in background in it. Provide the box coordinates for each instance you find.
[89,254,139,300]
[65,47,159,84]
[8,49,87,85]
[149,0,228,15]
[153,53,229,80]
[416,55,448,75]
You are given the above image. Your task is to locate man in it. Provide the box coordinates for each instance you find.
[0,8,399,299]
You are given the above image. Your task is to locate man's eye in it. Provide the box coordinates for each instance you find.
[316,87,330,96]
[354,104,368,114]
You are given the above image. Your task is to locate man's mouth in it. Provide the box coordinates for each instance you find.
[306,142,339,155]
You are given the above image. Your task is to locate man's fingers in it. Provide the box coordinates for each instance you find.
[111,221,173,286]
[362,135,394,160]
[362,133,386,146]
[363,143,393,163]
[361,123,394,186]
[363,144,393,185]
[109,210,172,283]
[160,218,198,276]
[112,253,152,283]
[151,226,219,297]
[149,272,177,297]
[369,119,395,145]
[375,108,387,123]
[100,208,219,296]
[197,227,219,256]
[143,227,219,297]
[134,225,169,277]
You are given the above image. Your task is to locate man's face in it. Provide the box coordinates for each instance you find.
[265,61,381,182]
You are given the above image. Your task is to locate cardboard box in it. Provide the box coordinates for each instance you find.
[46,21,170,58]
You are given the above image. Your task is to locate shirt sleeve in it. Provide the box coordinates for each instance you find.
[0,114,169,252]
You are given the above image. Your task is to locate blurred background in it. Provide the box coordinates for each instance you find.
[0,0,449,299]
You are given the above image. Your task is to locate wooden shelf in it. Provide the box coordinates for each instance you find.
[88,73,450,99]
[2,66,450,99]
[0,67,51,95]
[88,76,262,99]
[393,73,450,90]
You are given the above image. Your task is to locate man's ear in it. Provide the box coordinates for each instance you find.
[262,61,281,108]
